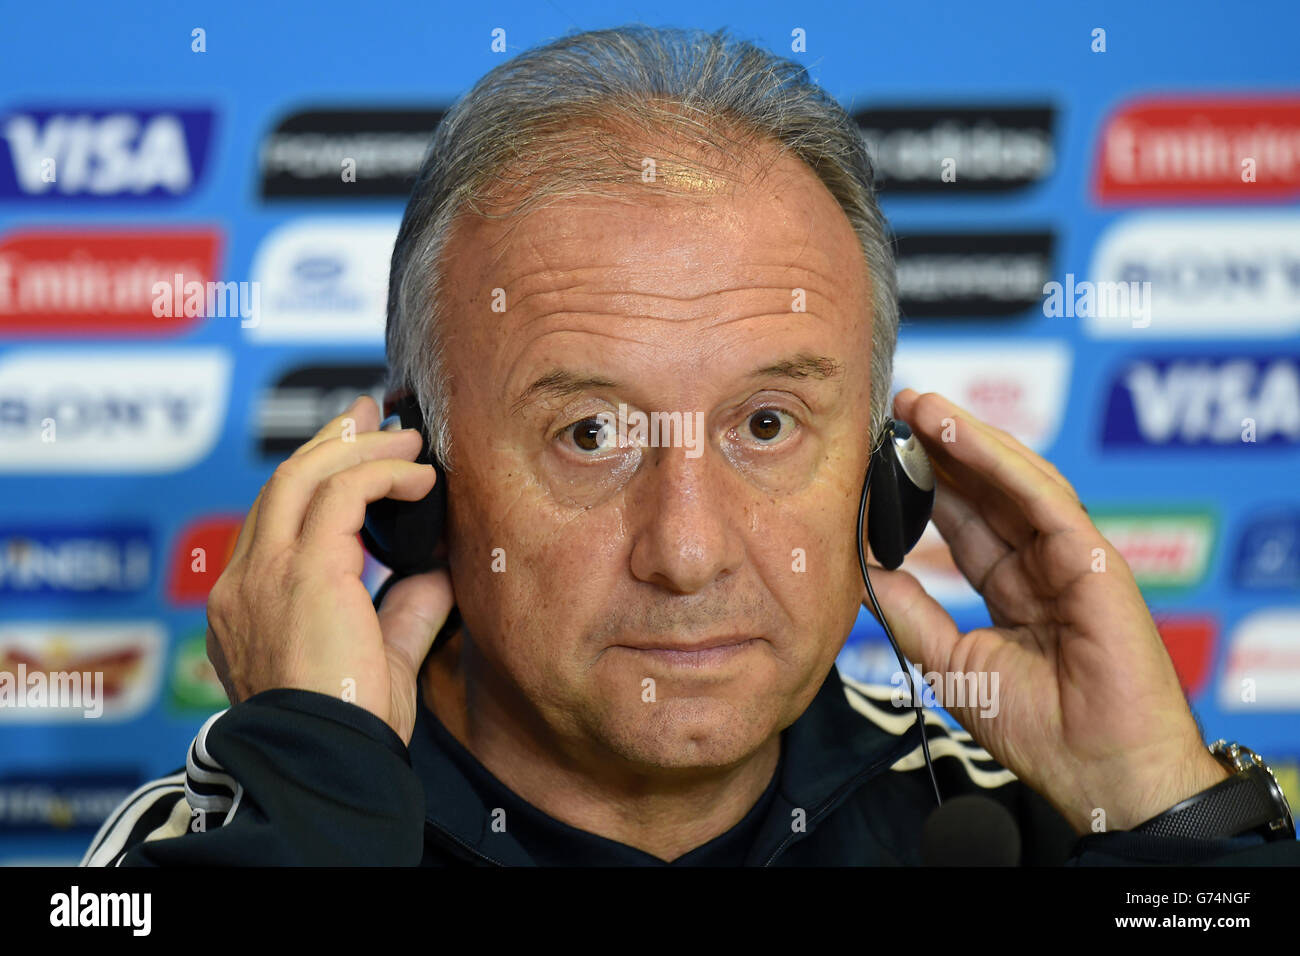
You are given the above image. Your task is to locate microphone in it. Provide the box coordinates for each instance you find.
[921,794,1022,866]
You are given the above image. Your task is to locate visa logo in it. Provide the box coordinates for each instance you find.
[0,108,214,200]
[1102,355,1300,448]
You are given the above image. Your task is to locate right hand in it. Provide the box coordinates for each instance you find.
[205,394,456,744]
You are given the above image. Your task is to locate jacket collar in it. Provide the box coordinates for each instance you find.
[406,661,919,865]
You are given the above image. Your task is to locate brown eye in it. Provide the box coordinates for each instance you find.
[748,409,785,442]
[570,417,612,452]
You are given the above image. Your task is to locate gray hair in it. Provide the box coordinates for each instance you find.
[386,24,899,472]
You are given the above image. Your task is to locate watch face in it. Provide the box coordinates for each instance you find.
[1212,741,1296,839]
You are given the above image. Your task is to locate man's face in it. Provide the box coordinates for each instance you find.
[439,142,875,772]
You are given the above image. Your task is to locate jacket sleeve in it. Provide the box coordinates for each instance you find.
[79,689,427,866]
[1066,828,1300,864]
[992,764,1300,865]
[891,702,1300,865]
[1005,772,1300,864]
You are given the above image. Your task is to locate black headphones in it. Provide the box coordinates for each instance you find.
[361,389,944,806]
[362,390,935,575]
[360,391,448,576]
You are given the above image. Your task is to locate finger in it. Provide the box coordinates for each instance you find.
[298,458,438,556]
[252,428,426,553]
[930,480,1011,591]
[227,396,388,567]
[929,482,1054,628]
[979,420,1078,501]
[861,564,961,677]
[899,391,1089,538]
[891,392,1038,549]
[290,394,383,459]
[378,568,456,677]
[894,388,1080,504]
[226,494,262,569]
[931,453,1038,551]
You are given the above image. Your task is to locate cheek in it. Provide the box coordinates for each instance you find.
[750,476,865,647]
[448,472,627,665]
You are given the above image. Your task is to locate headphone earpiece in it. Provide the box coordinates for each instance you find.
[360,392,449,575]
[863,420,935,570]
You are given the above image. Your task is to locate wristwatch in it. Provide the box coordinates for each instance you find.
[1130,740,1296,841]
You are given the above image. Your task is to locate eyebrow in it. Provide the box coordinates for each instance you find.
[749,352,845,382]
[510,351,845,415]
[510,370,621,416]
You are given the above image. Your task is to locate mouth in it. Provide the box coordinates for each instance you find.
[611,635,761,669]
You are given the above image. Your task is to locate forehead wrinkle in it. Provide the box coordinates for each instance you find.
[502,325,657,415]
[503,312,844,417]
[499,260,849,331]
[504,321,662,347]
[596,282,837,304]
[508,308,836,341]
[509,370,620,417]
[501,253,845,298]
[505,286,841,326]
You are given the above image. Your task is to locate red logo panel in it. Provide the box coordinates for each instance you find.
[1094,97,1300,204]
[166,515,243,605]
[0,228,222,335]
[1154,614,1217,697]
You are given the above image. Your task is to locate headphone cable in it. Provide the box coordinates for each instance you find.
[857,451,943,808]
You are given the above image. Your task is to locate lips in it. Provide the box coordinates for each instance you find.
[612,636,761,669]
[617,634,756,653]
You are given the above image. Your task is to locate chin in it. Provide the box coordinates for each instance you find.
[598,694,777,770]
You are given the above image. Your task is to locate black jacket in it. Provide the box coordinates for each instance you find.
[80,659,1299,866]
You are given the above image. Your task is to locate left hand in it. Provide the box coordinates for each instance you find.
[864,389,1228,835]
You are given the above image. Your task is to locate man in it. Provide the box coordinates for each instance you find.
[84,25,1296,866]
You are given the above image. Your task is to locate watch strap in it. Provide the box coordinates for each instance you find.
[1131,765,1286,840]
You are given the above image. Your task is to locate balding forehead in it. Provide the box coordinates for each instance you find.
[462,174,861,289]
[435,144,871,357]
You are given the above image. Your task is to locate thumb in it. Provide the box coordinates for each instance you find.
[861,564,960,676]
[377,568,456,675]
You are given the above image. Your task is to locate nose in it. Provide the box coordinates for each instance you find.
[627,444,746,594]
